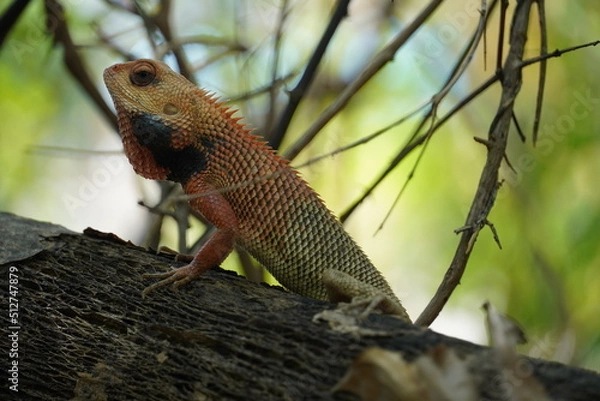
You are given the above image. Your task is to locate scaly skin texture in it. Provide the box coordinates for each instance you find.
[103,59,410,321]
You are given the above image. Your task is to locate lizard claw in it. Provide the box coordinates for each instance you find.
[141,264,198,299]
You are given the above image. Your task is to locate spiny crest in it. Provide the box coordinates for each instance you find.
[193,87,257,136]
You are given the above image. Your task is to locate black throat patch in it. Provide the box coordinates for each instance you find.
[130,112,208,183]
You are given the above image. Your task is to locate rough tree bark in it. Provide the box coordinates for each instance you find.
[0,212,599,401]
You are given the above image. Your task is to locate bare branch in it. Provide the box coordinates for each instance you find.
[0,0,32,47]
[227,70,298,103]
[265,0,291,136]
[151,0,194,80]
[496,0,509,70]
[532,0,547,145]
[511,111,526,142]
[294,103,427,171]
[519,40,600,68]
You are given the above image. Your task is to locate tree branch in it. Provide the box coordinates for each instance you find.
[1,212,599,400]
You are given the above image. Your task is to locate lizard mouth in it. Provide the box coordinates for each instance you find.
[102,65,119,90]
[103,64,132,106]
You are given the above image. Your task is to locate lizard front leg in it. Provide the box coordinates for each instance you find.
[142,181,239,298]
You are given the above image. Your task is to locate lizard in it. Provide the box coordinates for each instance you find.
[103,59,411,322]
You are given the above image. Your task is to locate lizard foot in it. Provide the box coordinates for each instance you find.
[312,298,391,336]
[141,264,200,299]
[336,295,388,320]
[322,269,411,322]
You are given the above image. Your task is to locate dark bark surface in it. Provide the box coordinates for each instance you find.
[0,212,599,401]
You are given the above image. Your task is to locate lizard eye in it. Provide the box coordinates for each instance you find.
[130,62,156,86]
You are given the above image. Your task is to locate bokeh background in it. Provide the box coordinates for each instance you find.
[1,0,599,369]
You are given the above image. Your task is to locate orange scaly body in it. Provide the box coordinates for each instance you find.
[103,59,409,320]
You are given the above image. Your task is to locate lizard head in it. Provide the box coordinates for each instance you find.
[103,59,200,125]
[103,59,217,183]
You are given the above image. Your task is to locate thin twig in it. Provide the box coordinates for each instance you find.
[227,70,298,103]
[141,182,181,251]
[97,25,137,61]
[156,34,247,60]
[27,146,123,157]
[151,0,193,80]
[532,0,547,145]
[511,111,526,142]
[496,0,509,69]
[294,103,427,170]
[265,0,290,136]
[0,0,32,47]
[482,2,488,71]
[519,40,600,68]
[191,48,248,73]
